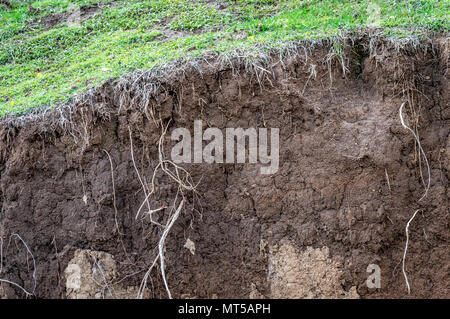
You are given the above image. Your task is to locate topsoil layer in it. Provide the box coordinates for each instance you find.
[0,33,448,299]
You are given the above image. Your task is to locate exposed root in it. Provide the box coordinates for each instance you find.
[158,198,185,299]
[385,168,391,192]
[132,120,198,299]
[0,278,34,297]
[103,149,123,236]
[1,32,434,134]
[325,36,348,88]
[133,121,197,222]
[0,233,37,298]
[103,149,133,267]
[398,99,432,295]
[129,127,152,221]
[399,102,430,201]
[137,251,159,299]
[92,258,113,299]
[136,197,186,299]
[302,63,317,95]
[402,209,420,294]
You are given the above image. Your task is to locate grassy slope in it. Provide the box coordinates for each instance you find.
[0,0,448,116]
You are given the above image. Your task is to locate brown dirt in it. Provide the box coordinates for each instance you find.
[0,34,448,299]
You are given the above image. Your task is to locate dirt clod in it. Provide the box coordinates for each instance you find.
[268,241,359,299]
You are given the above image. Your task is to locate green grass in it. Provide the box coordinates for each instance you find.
[0,0,448,116]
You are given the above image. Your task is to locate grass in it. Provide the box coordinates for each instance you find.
[0,0,448,116]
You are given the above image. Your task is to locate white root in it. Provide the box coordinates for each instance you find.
[385,168,391,192]
[129,127,153,220]
[158,199,185,299]
[0,233,37,298]
[0,278,34,297]
[133,120,197,299]
[398,101,432,295]
[399,102,430,201]
[103,149,124,236]
[402,209,420,294]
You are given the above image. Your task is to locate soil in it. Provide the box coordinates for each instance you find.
[0,33,448,299]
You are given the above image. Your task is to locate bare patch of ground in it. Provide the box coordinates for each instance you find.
[33,2,116,30]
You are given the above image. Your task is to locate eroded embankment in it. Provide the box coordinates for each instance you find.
[0,34,449,299]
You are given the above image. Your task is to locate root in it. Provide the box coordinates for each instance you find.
[302,64,317,95]
[103,149,123,236]
[133,121,197,222]
[131,120,198,299]
[103,149,132,265]
[325,36,348,89]
[0,233,37,298]
[128,127,153,220]
[92,258,113,299]
[399,100,431,295]
[399,102,430,201]
[158,198,185,299]
[385,168,391,192]
[136,198,186,299]
[402,209,420,294]
[0,278,34,297]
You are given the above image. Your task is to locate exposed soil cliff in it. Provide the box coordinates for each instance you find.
[0,34,448,299]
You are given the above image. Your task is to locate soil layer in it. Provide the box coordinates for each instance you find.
[0,34,448,299]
